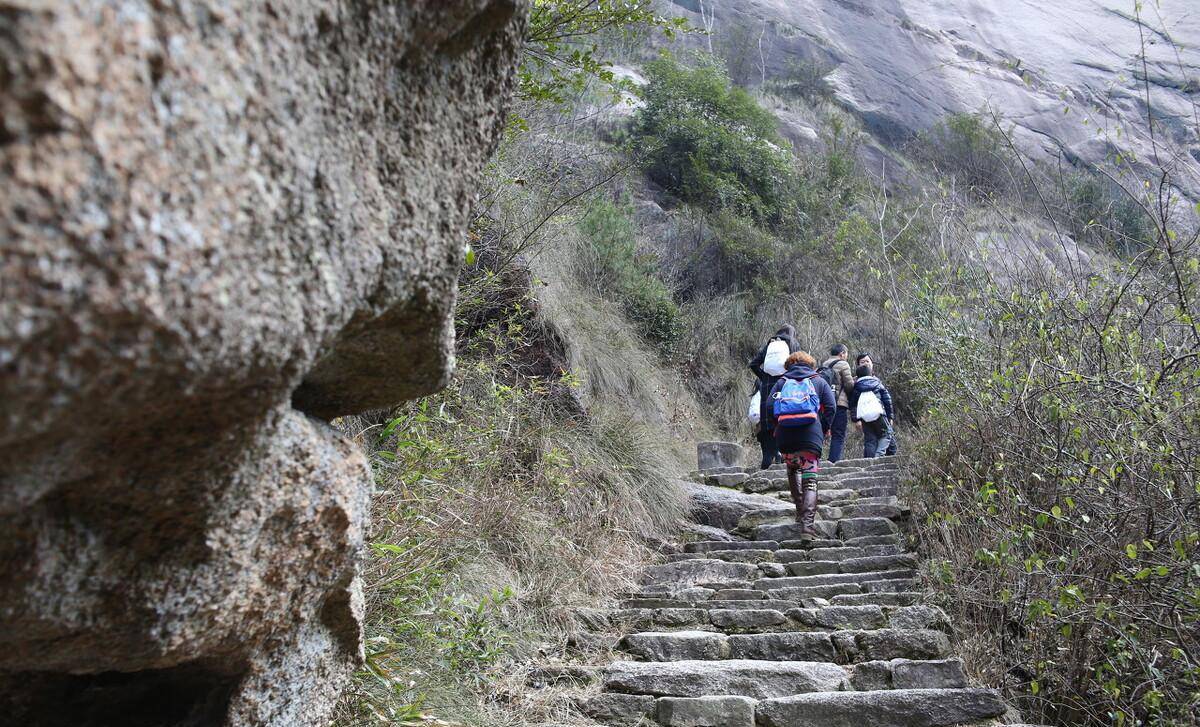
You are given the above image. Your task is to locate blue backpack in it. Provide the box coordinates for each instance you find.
[773,376,820,426]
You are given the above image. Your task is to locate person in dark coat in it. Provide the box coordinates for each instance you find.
[748,325,799,470]
[763,351,837,541]
[848,364,895,458]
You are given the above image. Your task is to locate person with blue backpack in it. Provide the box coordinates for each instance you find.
[763,350,837,542]
[748,325,800,470]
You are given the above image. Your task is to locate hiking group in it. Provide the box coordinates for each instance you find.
[748,325,896,541]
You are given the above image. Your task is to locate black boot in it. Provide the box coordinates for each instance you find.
[787,465,804,523]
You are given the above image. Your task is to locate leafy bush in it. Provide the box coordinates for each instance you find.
[898,210,1200,725]
[913,112,1015,198]
[575,197,682,346]
[633,54,796,224]
[1064,173,1153,256]
[767,58,836,101]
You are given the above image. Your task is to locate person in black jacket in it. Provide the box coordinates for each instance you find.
[848,364,895,458]
[763,351,837,542]
[748,325,799,470]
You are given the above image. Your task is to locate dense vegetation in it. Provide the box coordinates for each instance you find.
[337,2,1200,725]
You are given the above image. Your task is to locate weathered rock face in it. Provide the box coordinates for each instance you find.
[0,1,525,724]
[666,0,1200,199]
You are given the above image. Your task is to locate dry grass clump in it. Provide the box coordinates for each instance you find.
[331,281,687,725]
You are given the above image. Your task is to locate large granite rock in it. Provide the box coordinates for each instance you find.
[0,1,525,725]
[664,0,1200,200]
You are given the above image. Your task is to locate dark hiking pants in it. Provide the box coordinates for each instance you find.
[863,419,890,458]
[827,406,848,463]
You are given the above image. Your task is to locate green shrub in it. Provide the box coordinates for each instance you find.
[633,54,796,224]
[913,112,1014,198]
[766,58,836,101]
[575,197,682,346]
[898,242,1200,725]
[1064,173,1153,256]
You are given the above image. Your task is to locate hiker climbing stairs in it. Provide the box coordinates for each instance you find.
[534,442,1045,727]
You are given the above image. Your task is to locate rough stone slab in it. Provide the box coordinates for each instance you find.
[828,503,904,520]
[780,539,843,550]
[839,554,918,573]
[686,540,780,553]
[852,629,953,660]
[803,546,868,561]
[603,659,850,698]
[737,506,798,531]
[888,605,951,632]
[726,632,837,661]
[768,569,916,588]
[622,631,727,661]
[642,560,759,588]
[580,693,655,724]
[786,560,843,576]
[832,592,921,607]
[705,549,776,563]
[787,605,887,631]
[757,562,788,578]
[711,589,764,601]
[772,549,812,564]
[837,517,898,540]
[770,584,863,601]
[845,535,902,547]
[708,609,789,631]
[707,472,750,488]
[681,524,740,543]
[686,482,789,531]
[698,441,743,470]
[890,658,968,689]
[756,521,837,542]
[755,688,1006,727]
[656,695,757,727]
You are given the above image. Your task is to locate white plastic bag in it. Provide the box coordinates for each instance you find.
[857,390,884,422]
[747,391,762,425]
[762,339,789,376]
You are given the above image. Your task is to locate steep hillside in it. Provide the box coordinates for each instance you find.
[663,0,1200,199]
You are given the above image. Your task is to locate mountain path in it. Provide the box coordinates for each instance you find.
[532,447,1046,727]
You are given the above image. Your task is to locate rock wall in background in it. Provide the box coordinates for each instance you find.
[0,1,525,724]
[666,0,1200,200]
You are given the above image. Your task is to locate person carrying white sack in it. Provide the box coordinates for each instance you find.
[848,363,895,458]
[747,325,799,470]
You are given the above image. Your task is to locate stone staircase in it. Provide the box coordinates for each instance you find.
[533,447,1039,727]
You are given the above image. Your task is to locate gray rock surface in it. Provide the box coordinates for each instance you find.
[697,440,744,470]
[0,1,525,724]
[756,687,1007,727]
[603,659,850,698]
[657,695,757,727]
[665,0,1200,200]
[685,481,787,530]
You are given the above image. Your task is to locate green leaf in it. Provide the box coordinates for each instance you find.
[1125,543,1138,559]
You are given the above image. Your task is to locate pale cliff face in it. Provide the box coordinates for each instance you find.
[667,0,1200,198]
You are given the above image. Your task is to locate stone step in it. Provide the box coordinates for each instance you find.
[667,549,776,564]
[685,540,779,553]
[832,592,922,606]
[787,554,918,576]
[642,559,760,588]
[620,628,953,664]
[758,569,917,591]
[605,604,950,635]
[755,688,1006,727]
[602,659,850,699]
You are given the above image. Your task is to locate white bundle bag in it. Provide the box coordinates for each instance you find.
[857,390,884,422]
[762,338,789,376]
[747,391,762,425]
